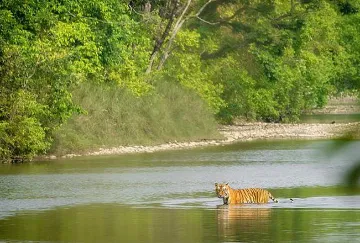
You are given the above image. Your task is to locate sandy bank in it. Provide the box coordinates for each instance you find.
[55,122,359,159]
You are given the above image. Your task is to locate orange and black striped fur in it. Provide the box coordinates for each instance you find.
[215,183,278,205]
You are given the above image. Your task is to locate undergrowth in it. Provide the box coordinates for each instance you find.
[50,81,221,156]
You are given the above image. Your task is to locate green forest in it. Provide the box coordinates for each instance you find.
[1,0,360,161]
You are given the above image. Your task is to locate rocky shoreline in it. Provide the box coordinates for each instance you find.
[53,121,359,159]
[42,96,359,159]
[311,96,360,114]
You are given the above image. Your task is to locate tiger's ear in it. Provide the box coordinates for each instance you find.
[225,183,229,186]
[215,183,218,186]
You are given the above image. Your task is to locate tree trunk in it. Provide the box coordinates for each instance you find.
[148,0,216,73]
[157,0,215,71]
[146,0,180,74]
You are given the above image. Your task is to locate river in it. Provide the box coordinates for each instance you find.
[0,139,359,242]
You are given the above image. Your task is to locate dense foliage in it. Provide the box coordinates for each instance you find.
[0,0,359,161]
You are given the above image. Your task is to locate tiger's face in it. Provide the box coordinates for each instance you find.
[215,183,221,197]
[215,183,230,204]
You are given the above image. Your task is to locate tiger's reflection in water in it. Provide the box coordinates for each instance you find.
[216,205,272,242]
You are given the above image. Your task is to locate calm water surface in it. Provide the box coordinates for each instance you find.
[0,140,359,242]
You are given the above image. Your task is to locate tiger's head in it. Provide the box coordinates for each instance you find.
[215,183,230,204]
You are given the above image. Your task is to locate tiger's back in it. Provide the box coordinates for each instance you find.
[231,188,275,204]
[215,183,278,204]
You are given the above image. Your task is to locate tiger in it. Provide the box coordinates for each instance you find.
[215,183,279,205]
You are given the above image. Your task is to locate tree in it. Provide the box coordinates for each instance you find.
[0,0,152,161]
[191,0,357,122]
[140,0,217,73]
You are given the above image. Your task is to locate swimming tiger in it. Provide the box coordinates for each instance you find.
[215,183,279,205]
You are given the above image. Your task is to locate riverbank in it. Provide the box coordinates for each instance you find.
[311,96,360,114]
[52,121,359,159]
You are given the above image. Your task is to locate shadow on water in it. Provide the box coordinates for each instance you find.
[216,205,272,242]
[215,202,360,242]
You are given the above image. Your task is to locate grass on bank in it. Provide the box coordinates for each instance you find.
[50,81,222,156]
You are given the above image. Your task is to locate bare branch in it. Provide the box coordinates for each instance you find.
[196,16,219,25]
[128,4,144,16]
[173,0,192,31]
[195,0,215,17]
[151,0,219,71]
[146,0,180,74]
[156,0,192,70]
[191,0,219,25]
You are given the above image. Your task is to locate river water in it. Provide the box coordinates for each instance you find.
[0,139,359,242]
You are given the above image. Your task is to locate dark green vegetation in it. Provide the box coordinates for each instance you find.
[1,0,360,161]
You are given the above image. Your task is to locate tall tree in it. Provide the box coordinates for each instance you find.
[140,0,217,73]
